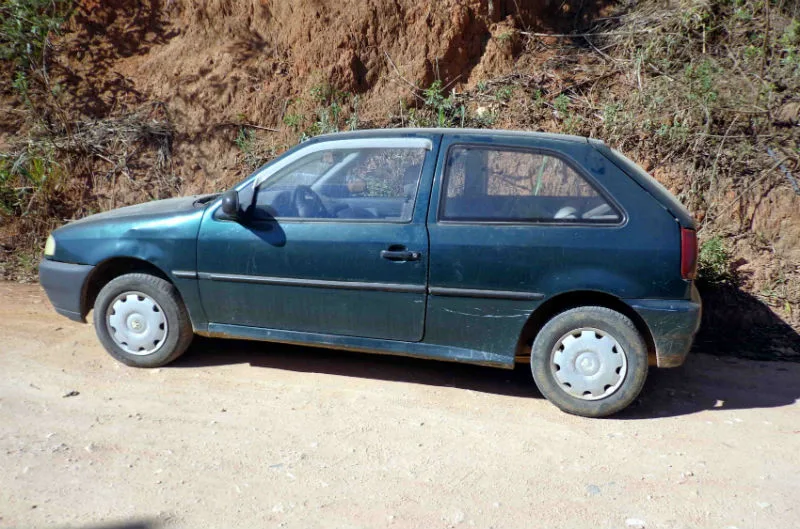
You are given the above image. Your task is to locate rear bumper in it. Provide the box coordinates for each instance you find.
[38,259,94,323]
[627,284,702,368]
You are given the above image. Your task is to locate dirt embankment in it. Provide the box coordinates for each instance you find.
[43,0,610,190]
[1,0,799,356]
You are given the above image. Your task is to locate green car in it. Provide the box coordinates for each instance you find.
[39,128,701,417]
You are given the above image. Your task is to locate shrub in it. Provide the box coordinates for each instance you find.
[0,0,73,94]
[698,236,731,284]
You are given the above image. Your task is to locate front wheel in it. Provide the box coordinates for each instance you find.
[93,273,193,367]
[530,306,648,417]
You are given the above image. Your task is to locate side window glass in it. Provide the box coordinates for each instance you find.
[441,146,620,223]
[253,147,425,222]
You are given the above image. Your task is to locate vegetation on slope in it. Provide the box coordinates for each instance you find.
[0,0,798,356]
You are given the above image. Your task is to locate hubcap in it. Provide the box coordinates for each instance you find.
[106,291,168,355]
[550,327,627,400]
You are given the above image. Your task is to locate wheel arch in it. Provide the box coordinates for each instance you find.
[80,257,175,320]
[515,290,657,366]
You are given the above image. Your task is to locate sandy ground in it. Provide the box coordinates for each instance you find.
[1,282,799,529]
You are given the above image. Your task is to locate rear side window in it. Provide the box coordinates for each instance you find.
[440,145,621,223]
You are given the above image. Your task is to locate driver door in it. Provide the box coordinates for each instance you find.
[196,135,438,342]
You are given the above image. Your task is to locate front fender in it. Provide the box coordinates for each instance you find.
[52,208,207,330]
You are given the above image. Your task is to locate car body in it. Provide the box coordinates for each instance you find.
[39,128,701,417]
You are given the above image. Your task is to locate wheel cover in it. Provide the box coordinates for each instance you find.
[550,327,627,401]
[106,291,168,356]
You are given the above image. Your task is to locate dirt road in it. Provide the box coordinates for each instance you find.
[1,282,798,529]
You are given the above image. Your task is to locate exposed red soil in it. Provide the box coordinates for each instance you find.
[1,0,798,353]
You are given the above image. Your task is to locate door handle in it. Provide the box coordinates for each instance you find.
[381,249,421,261]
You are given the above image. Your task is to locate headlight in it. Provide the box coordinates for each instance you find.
[44,234,56,257]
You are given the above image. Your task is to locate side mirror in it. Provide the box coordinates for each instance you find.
[220,189,240,220]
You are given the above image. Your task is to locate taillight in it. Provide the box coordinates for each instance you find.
[680,228,698,280]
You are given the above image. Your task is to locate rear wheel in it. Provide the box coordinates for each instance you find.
[530,306,648,417]
[92,273,193,367]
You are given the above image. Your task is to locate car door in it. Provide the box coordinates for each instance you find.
[196,134,439,342]
[423,133,627,361]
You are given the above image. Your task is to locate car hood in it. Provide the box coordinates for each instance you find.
[50,194,218,265]
[63,194,218,228]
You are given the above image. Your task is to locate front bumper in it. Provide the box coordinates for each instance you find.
[627,284,702,368]
[38,259,94,323]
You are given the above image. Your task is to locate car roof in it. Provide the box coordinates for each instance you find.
[310,128,593,145]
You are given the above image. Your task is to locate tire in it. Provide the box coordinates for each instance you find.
[92,273,193,368]
[530,306,648,418]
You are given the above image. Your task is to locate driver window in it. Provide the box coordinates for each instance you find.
[253,146,426,222]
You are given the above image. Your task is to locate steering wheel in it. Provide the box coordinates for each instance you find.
[292,185,328,218]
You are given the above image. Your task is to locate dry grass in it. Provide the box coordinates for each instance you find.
[0,103,177,279]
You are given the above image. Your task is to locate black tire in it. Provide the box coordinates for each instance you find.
[92,273,193,367]
[530,306,648,418]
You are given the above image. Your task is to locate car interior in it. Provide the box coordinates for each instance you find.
[248,144,620,224]
[441,147,621,223]
[441,195,620,222]
[251,150,421,221]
